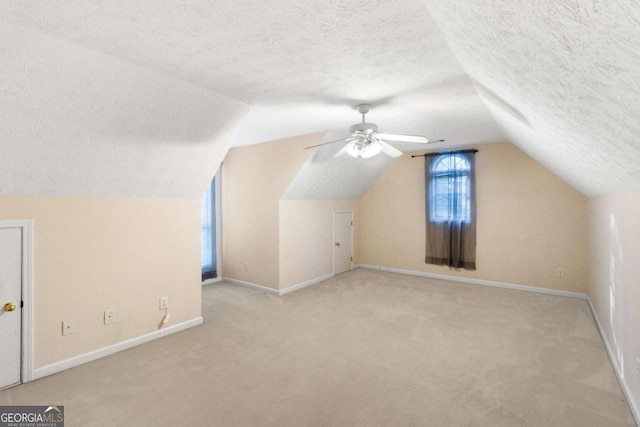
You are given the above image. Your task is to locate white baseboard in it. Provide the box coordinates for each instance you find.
[280,273,334,295]
[355,264,587,300]
[32,317,203,381]
[222,277,280,295]
[202,277,222,285]
[586,297,640,426]
[224,266,587,300]
[223,274,334,296]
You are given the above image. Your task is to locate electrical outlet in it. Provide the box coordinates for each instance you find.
[62,319,75,336]
[244,262,248,272]
[635,357,640,381]
[104,309,116,325]
[159,296,169,310]
[556,267,565,278]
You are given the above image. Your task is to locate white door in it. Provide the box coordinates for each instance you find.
[333,212,353,275]
[0,227,22,389]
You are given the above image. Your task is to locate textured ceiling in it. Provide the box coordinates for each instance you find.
[282,131,394,200]
[1,0,638,198]
[0,0,461,103]
[422,0,640,196]
[0,0,505,148]
[0,20,248,198]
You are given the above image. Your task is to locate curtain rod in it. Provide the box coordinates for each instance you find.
[411,149,478,158]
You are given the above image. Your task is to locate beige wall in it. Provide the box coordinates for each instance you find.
[588,193,640,414]
[358,142,589,293]
[221,132,323,290]
[0,196,202,368]
[279,200,358,289]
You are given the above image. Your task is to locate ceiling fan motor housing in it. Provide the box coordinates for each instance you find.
[349,122,378,134]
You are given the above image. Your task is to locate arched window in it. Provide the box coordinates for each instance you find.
[425,150,477,270]
[429,154,471,223]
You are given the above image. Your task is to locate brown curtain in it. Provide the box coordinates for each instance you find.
[425,150,477,270]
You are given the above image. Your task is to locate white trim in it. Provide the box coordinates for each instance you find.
[355,264,587,300]
[214,169,222,279]
[223,273,334,296]
[21,221,33,383]
[222,277,280,295]
[202,277,222,285]
[32,317,203,380]
[279,273,334,296]
[0,220,34,384]
[586,297,640,426]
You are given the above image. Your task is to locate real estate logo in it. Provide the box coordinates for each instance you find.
[0,405,64,427]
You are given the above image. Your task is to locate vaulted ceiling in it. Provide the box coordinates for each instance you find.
[424,0,640,196]
[1,0,638,198]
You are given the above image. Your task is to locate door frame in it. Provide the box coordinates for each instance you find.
[0,220,33,385]
[332,210,354,275]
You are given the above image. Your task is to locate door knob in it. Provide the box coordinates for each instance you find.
[335,242,341,247]
[3,302,17,312]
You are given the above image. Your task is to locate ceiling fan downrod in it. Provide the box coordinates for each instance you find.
[356,103,371,123]
[350,104,377,134]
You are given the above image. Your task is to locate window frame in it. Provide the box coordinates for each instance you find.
[201,169,222,284]
[428,153,472,223]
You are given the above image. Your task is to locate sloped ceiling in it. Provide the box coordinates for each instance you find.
[1,1,638,198]
[422,0,640,196]
[0,0,504,148]
[0,20,249,199]
[282,131,394,200]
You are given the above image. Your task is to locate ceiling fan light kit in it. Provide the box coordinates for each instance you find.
[305,104,436,159]
[345,139,383,158]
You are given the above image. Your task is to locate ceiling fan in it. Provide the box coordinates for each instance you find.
[304,104,443,159]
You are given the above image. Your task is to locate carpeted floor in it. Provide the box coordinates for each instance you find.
[0,269,635,426]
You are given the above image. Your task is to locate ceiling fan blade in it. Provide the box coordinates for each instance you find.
[303,137,353,150]
[377,133,430,144]
[375,139,403,158]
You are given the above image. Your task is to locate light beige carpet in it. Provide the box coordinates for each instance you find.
[0,269,635,426]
